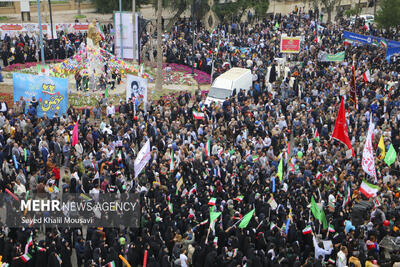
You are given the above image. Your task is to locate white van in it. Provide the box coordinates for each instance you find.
[205,68,252,106]
[350,14,374,25]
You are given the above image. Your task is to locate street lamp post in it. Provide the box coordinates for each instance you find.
[37,0,45,65]
[191,1,195,74]
[119,0,124,59]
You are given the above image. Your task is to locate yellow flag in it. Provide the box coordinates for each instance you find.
[378,135,385,160]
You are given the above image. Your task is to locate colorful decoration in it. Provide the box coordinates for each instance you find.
[50,47,153,80]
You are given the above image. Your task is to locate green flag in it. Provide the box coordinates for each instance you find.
[105,87,109,99]
[239,209,255,229]
[210,211,221,222]
[310,196,321,221]
[384,144,397,166]
[209,210,221,231]
[320,206,328,230]
[274,21,279,30]
[277,154,283,181]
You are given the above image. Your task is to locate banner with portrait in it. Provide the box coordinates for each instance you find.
[13,73,68,118]
[126,74,148,105]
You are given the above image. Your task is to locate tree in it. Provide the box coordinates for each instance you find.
[77,0,81,15]
[213,0,269,23]
[93,0,151,13]
[320,0,341,22]
[375,0,400,32]
[162,0,210,32]
[155,0,163,93]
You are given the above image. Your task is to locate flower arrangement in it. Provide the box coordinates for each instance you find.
[163,63,211,85]
[3,60,64,72]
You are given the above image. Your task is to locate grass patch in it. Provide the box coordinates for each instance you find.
[74,14,87,19]
[0,16,8,21]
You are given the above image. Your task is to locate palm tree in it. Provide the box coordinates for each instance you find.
[155,0,163,93]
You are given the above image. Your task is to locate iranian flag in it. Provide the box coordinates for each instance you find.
[342,185,351,208]
[106,261,116,267]
[199,219,208,225]
[213,237,218,246]
[332,175,338,183]
[270,222,277,230]
[188,208,195,219]
[208,197,216,206]
[234,195,244,202]
[189,184,197,196]
[37,246,46,252]
[168,202,173,214]
[379,40,388,48]
[218,148,224,157]
[328,259,335,264]
[313,35,321,44]
[314,129,320,142]
[328,224,335,233]
[374,197,382,208]
[315,172,322,180]
[21,253,32,262]
[193,109,205,120]
[344,39,354,46]
[25,234,33,254]
[363,70,371,83]
[289,158,295,172]
[209,185,214,194]
[205,138,211,157]
[360,180,380,198]
[302,225,312,235]
[181,188,188,197]
[97,23,105,40]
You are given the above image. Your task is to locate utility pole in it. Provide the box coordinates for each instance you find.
[155,0,163,93]
[37,0,45,64]
[132,0,137,63]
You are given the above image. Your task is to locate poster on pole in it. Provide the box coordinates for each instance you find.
[280,36,301,53]
[114,12,139,60]
[13,73,68,118]
[126,74,148,104]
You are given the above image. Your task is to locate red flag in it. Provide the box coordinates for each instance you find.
[72,120,79,146]
[331,98,354,156]
[349,65,357,111]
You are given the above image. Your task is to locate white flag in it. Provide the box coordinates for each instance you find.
[134,140,151,178]
[362,118,376,180]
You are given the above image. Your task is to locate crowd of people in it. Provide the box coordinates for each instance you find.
[0,23,113,67]
[0,6,400,267]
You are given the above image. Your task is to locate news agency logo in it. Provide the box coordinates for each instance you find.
[21,199,61,212]
[20,199,138,212]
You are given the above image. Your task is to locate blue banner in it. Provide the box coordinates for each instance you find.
[344,31,400,62]
[13,73,68,118]
[343,31,371,44]
[386,47,400,62]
